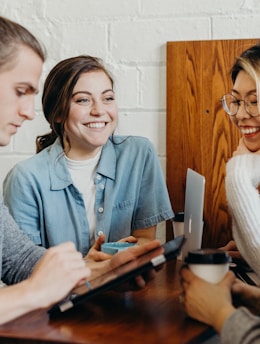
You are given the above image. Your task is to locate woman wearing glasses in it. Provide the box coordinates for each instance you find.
[180,45,260,343]
[220,45,260,278]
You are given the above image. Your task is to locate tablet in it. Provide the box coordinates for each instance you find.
[48,235,186,318]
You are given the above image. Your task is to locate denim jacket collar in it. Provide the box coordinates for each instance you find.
[97,138,116,181]
[48,138,116,191]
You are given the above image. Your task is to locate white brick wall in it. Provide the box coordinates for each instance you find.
[1,0,260,241]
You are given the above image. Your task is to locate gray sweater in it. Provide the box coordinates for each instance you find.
[221,307,260,344]
[0,195,45,284]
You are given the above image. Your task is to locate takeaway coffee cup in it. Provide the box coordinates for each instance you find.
[172,212,184,260]
[184,249,230,283]
[172,212,184,237]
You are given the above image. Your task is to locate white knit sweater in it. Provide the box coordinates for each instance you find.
[225,154,260,277]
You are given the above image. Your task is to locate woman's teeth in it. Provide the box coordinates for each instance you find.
[86,122,105,128]
[241,127,260,135]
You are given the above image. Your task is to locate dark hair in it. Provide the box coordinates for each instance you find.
[36,55,114,153]
[231,44,260,84]
[0,16,45,71]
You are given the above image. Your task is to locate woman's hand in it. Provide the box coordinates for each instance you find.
[86,235,138,262]
[85,234,112,262]
[118,236,138,243]
[111,239,161,289]
[180,266,236,333]
[88,239,162,290]
[219,240,242,259]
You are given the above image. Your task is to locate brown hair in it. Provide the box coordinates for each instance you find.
[0,16,45,71]
[37,55,114,153]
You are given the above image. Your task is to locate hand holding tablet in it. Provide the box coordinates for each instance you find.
[49,235,185,317]
[101,242,137,255]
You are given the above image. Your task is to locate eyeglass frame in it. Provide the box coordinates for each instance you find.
[220,93,260,118]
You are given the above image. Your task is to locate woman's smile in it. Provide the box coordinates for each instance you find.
[240,126,260,136]
[85,122,107,129]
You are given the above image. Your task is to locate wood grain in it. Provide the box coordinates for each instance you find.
[166,39,257,247]
[0,261,212,344]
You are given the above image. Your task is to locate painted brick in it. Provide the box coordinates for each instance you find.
[1,0,260,192]
[116,111,166,156]
[111,18,210,63]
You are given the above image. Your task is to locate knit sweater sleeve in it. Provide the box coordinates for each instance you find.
[221,307,260,344]
[225,154,260,277]
[0,196,45,284]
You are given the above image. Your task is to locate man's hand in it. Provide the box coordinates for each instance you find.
[180,266,236,333]
[232,278,260,314]
[28,242,91,309]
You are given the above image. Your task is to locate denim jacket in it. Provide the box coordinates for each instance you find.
[3,136,174,256]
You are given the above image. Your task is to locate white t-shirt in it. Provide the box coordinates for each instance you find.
[65,151,101,244]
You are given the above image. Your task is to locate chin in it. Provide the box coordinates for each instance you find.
[246,143,260,152]
[0,135,11,147]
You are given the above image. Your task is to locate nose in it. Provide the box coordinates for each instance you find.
[90,101,104,116]
[235,100,251,120]
[19,97,35,120]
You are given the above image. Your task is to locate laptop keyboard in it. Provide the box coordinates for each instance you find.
[230,260,260,286]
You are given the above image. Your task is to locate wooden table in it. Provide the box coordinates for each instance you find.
[0,260,215,344]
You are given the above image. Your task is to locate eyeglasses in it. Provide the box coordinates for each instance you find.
[220,93,260,117]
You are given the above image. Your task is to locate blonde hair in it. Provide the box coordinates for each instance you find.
[231,44,260,112]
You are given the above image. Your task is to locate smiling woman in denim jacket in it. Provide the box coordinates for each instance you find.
[3,55,174,261]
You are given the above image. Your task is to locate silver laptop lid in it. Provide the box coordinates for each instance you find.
[182,168,205,259]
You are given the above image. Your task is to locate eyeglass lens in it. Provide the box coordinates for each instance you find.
[221,94,259,117]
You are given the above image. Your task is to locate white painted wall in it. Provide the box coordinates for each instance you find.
[1,0,260,242]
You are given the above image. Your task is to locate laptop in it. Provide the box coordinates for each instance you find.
[181,168,205,259]
[180,169,260,286]
[48,235,186,318]
[230,258,260,286]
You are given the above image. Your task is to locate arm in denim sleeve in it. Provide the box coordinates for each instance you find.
[133,138,174,229]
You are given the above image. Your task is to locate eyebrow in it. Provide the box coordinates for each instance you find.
[71,89,114,97]
[17,82,39,94]
[232,88,257,96]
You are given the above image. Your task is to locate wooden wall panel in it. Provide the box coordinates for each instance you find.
[166,39,257,248]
